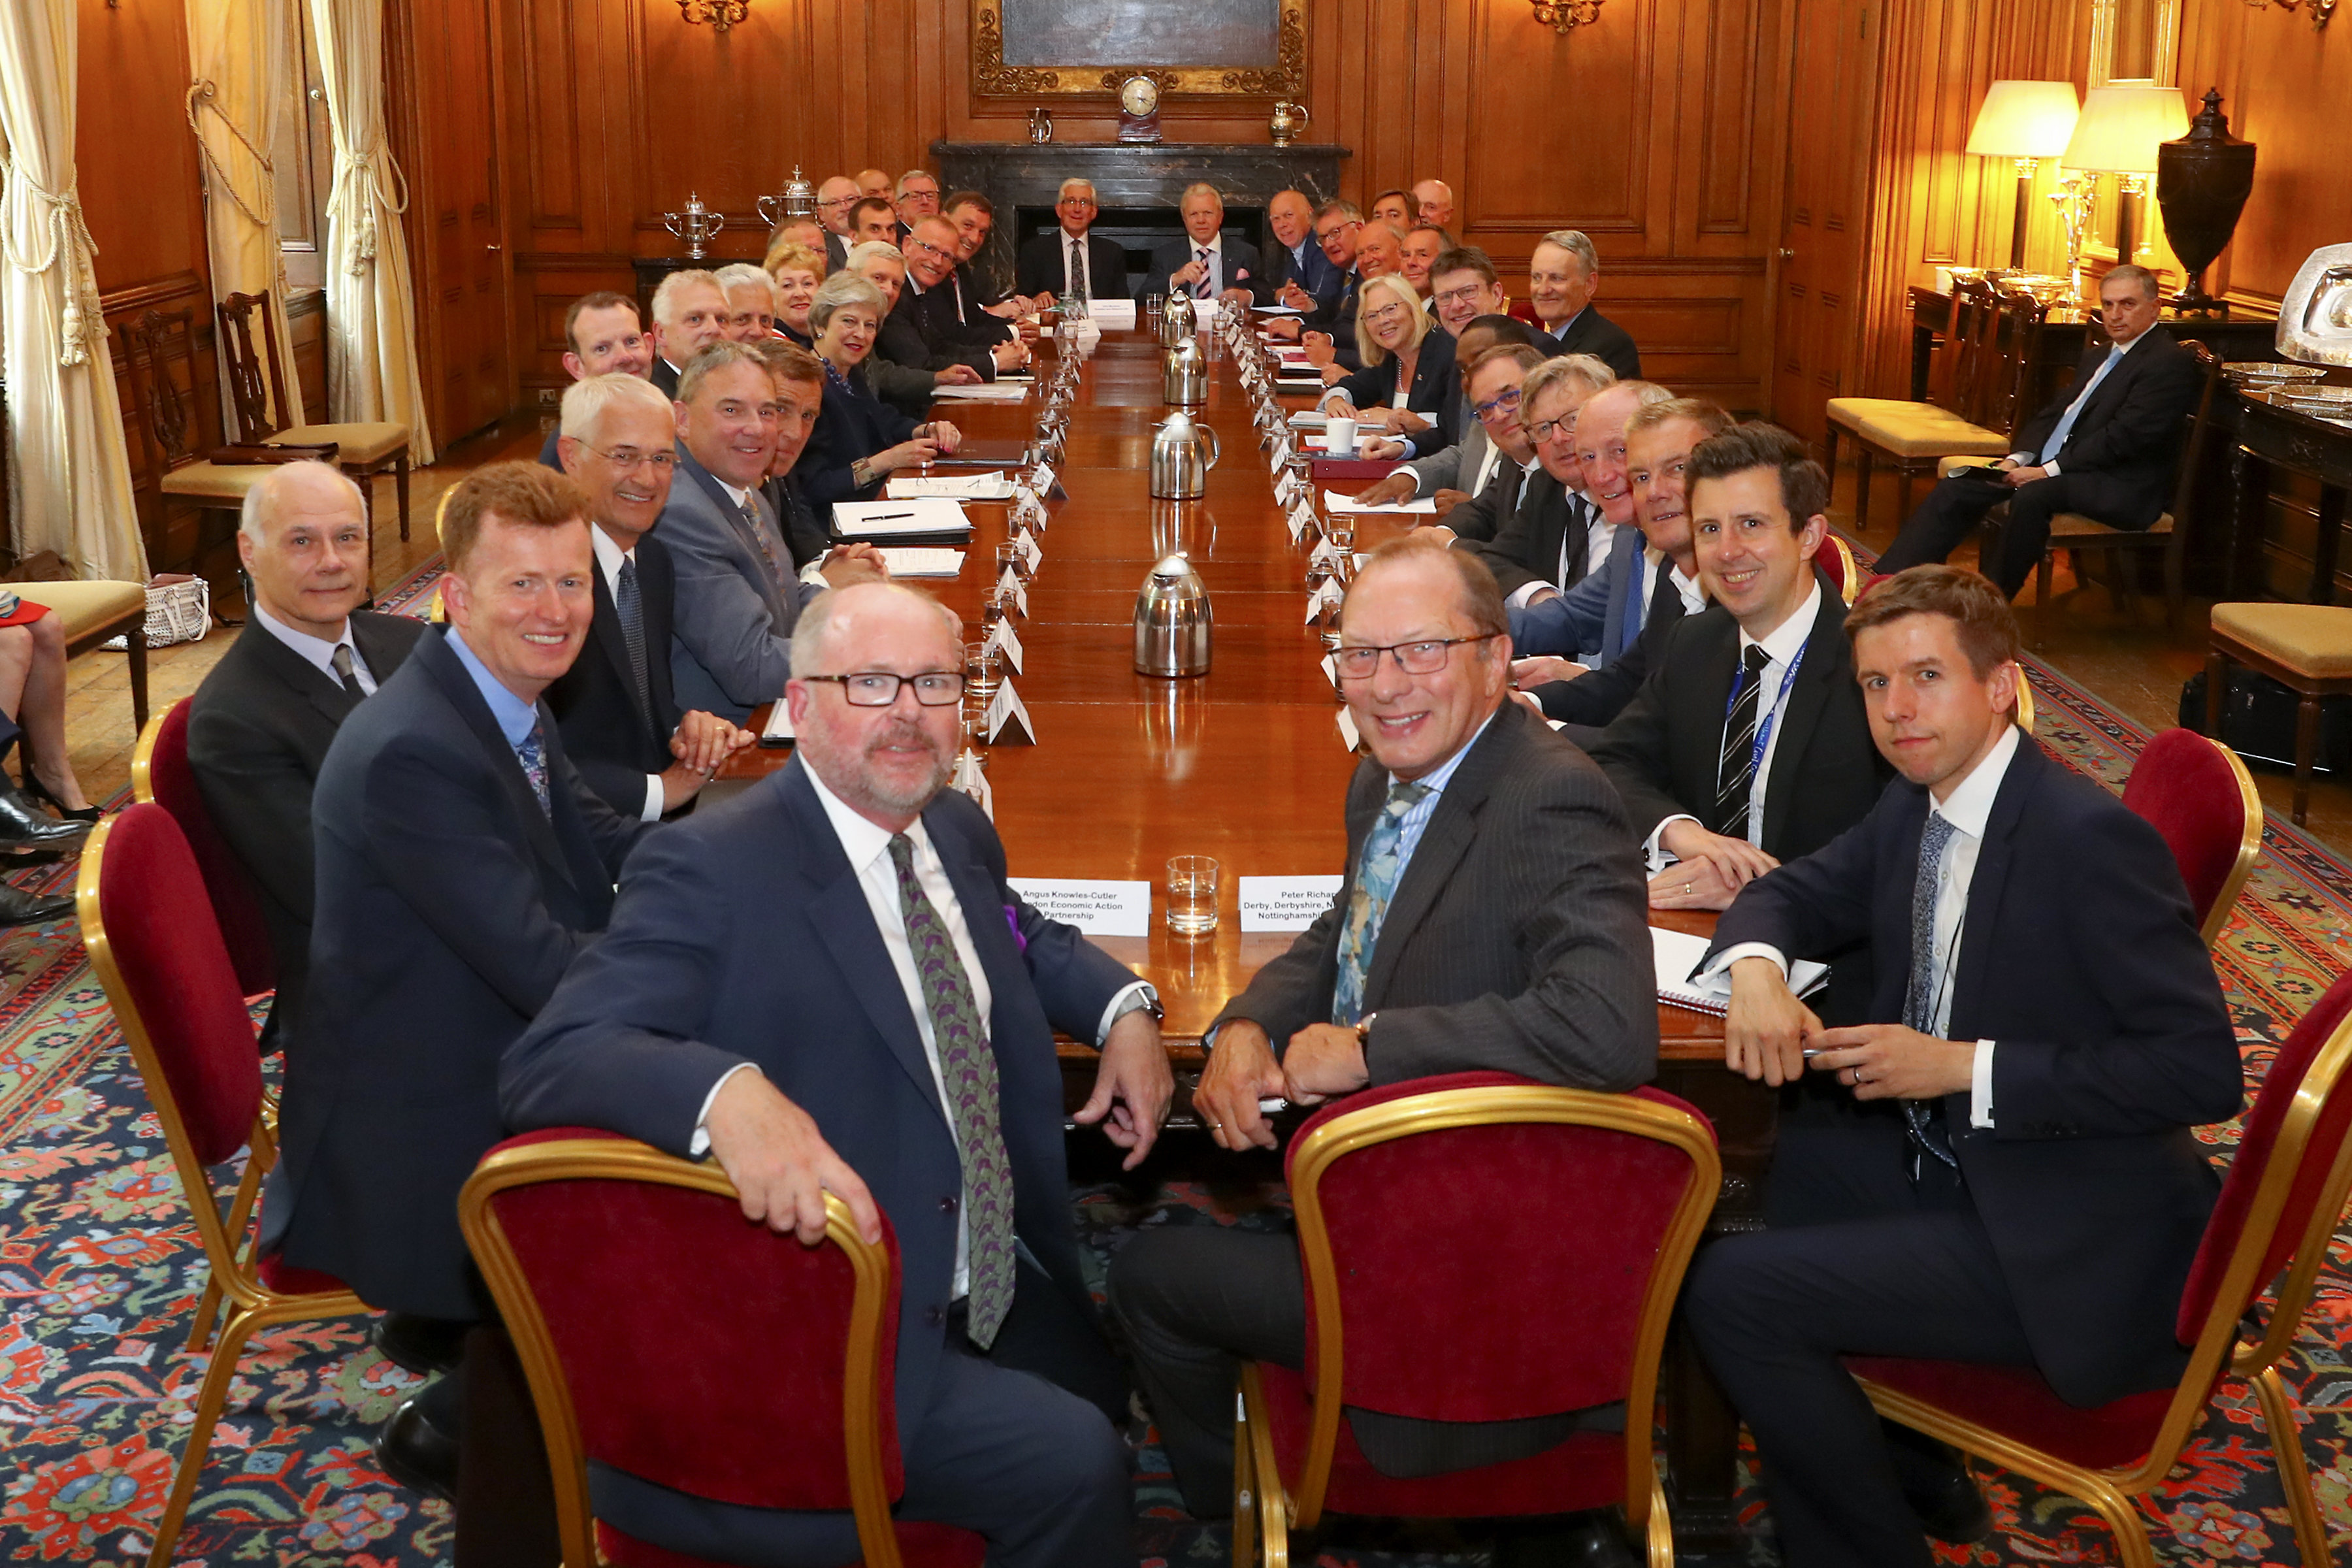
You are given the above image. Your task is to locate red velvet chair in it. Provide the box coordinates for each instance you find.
[1232,1072,1720,1568]
[458,1129,987,1568]
[1848,966,2352,1568]
[130,697,276,1001]
[2122,726,2264,949]
[76,805,369,1568]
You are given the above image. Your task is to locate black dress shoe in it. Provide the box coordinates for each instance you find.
[0,883,73,926]
[1904,1460,1993,1544]
[375,1388,461,1501]
[371,1313,472,1377]
[0,789,88,852]
[1492,1511,1638,1568]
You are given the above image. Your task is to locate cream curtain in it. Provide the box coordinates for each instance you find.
[186,0,301,434]
[0,0,149,582]
[304,0,434,463]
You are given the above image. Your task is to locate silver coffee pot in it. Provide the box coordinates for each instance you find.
[1160,291,1196,348]
[1149,410,1220,499]
[1163,338,1208,405]
[1134,552,1212,678]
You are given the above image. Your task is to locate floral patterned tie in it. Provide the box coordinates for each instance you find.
[888,834,1015,1347]
[515,720,552,818]
[1331,782,1432,1025]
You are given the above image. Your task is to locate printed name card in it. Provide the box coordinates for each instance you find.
[1288,501,1316,546]
[1004,879,1152,938]
[1275,472,1303,508]
[1030,463,1057,495]
[1320,652,1339,691]
[986,616,1024,674]
[1270,436,1292,468]
[1303,577,1344,622]
[1337,706,1362,751]
[984,678,1036,745]
[1012,484,1042,521]
[997,567,1030,618]
[1013,529,1043,574]
[950,750,994,819]
[1307,536,1347,575]
[1239,875,1346,932]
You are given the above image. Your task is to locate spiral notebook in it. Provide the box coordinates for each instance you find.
[1651,926,1829,1017]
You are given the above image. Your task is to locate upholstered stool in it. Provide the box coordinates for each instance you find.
[16,579,152,730]
[2206,602,2352,825]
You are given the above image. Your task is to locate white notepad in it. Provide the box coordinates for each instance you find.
[1651,926,1829,1017]
[1322,489,1435,514]
[878,547,966,578]
[885,473,1015,501]
[832,498,973,539]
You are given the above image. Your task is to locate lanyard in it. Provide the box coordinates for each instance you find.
[1725,640,1807,783]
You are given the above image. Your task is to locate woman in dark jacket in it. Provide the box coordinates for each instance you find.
[1318,274,1455,442]
[798,270,962,509]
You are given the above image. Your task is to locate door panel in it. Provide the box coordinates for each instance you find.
[1771,0,1882,446]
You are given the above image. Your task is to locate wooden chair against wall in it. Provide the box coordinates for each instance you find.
[1823,277,2016,533]
[217,291,413,541]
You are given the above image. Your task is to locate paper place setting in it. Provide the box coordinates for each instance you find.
[885,472,1015,501]
[832,498,973,540]
[1238,875,1345,932]
[877,547,965,578]
[1005,879,1152,938]
[1322,489,1436,514]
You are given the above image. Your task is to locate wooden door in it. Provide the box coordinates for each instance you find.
[390,0,512,446]
[1769,0,1885,446]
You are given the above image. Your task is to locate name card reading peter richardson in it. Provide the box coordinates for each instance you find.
[1240,875,1345,932]
[1005,879,1153,938]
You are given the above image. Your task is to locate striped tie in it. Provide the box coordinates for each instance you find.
[1714,645,1773,838]
[1195,247,1214,299]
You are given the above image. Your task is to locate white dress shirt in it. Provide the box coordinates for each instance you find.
[1646,579,1824,862]
[1708,723,2020,1127]
[589,524,668,823]
[252,599,376,695]
[1175,235,1225,296]
[1583,514,1619,581]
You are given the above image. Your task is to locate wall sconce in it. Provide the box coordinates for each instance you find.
[2243,0,2336,29]
[1531,0,1604,33]
[1965,80,2080,273]
[2062,84,2191,267]
[678,0,749,32]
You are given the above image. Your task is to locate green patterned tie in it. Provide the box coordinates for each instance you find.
[887,835,1016,1347]
[1331,782,1432,1024]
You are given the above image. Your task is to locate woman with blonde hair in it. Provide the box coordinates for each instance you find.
[1316,273,1454,436]
[762,240,825,348]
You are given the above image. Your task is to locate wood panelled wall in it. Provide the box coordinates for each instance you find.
[483,0,1797,417]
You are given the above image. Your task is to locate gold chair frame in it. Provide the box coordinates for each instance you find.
[458,1137,909,1568]
[1232,1085,1722,1568]
[1856,1010,2352,1568]
[76,814,369,1568]
[2195,736,2266,949]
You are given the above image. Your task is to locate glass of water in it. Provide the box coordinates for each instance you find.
[1166,855,1220,937]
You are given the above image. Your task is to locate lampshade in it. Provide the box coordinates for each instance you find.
[1965,80,2081,159]
[2061,84,2193,175]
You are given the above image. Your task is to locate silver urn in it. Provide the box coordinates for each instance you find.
[1163,338,1209,406]
[1149,410,1220,500]
[1160,290,1196,348]
[1134,552,1213,678]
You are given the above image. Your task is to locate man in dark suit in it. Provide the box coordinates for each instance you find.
[847,195,899,249]
[815,174,859,273]
[547,373,753,819]
[1477,376,1658,612]
[272,462,651,1498]
[1107,540,1658,1545]
[1229,187,1335,316]
[1355,326,1541,509]
[900,217,1028,376]
[848,241,992,408]
[1015,178,1128,307]
[646,269,730,398]
[1149,182,1266,304]
[1529,230,1642,380]
[1875,265,2204,596]
[1685,565,2241,1568]
[945,191,1037,322]
[1448,354,1618,598]
[502,580,1172,1567]
[892,168,940,240]
[1512,398,1732,734]
[189,459,427,1044]
[536,291,655,470]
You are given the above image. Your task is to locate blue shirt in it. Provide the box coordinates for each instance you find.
[444,626,543,751]
[1388,710,1496,872]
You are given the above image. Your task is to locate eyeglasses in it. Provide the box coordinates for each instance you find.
[1433,282,1488,310]
[1471,386,1523,422]
[583,444,678,474]
[802,670,966,706]
[1058,197,1098,210]
[907,237,955,260]
[817,195,854,212]
[1524,414,1576,445]
[1331,634,1498,680]
[1361,304,1409,327]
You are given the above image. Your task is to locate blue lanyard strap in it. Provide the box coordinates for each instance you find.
[1725,640,1807,782]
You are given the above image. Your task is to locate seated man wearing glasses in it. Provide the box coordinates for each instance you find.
[1106,538,1657,1559]
[504,580,1172,1568]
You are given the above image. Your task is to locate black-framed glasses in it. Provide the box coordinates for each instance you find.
[802,670,966,706]
[1524,414,1576,445]
[1471,386,1523,422]
[1331,634,1499,680]
[582,443,678,474]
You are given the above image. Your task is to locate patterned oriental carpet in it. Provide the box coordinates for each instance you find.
[3,556,2348,1564]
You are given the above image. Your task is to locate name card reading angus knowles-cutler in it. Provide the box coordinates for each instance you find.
[1004,879,1153,938]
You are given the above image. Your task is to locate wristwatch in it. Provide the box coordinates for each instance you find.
[1106,985,1164,1035]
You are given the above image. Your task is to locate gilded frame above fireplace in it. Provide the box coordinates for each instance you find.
[971,0,1309,99]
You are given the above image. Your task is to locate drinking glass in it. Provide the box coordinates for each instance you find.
[1166,855,1220,937]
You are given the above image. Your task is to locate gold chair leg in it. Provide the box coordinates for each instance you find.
[2080,1476,2163,1568]
[2251,1365,2332,1566]
[146,1303,263,1568]
[1235,1365,1288,1568]
[183,1274,223,1354]
[1642,1471,1674,1568]
[1232,1377,1257,1568]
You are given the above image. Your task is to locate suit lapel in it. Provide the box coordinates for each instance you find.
[417,630,572,885]
[585,564,647,739]
[244,619,361,727]
[1362,705,1518,1007]
[1759,575,1847,851]
[1948,742,2045,1040]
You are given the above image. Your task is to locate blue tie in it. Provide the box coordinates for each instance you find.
[1904,813,1962,1174]
[1616,553,1650,661]
[2038,346,2123,466]
[1333,782,1433,1024]
[515,720,553,818]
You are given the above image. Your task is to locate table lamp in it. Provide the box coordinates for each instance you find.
[1965,80,2080,272]
[2062,84,2193,269]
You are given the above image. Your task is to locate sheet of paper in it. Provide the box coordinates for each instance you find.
[877,547,965,578]
[1005,879,1153,938]
[832,498,973,538]
[1287,411,1330,430]
[1323,488,1437,515]
[1651,926,1829,1015]
[1304,578,1343,622]
[933,383,1031,402]
[1238,875,1346,933]
[885,472,1014,500]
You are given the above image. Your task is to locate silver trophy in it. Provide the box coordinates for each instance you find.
[757,167,816,230]
[662,192,725,259]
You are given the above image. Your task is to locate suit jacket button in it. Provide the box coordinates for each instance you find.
[925,1305,944,1328]
[940,1194,958,1215]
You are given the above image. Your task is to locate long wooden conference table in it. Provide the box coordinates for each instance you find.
[721,325,1774,1554]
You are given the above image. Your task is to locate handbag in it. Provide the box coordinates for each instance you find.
[103,574,214,651]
